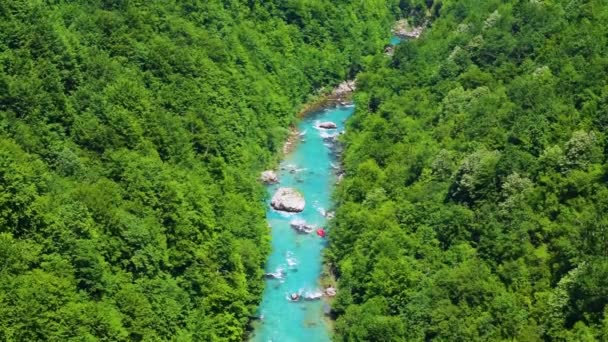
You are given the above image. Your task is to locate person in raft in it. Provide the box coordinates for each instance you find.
[316,228,326,238]
[290,293,301,301]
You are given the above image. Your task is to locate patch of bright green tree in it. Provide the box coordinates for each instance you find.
[0,0,400,340]
[329,0,608,340]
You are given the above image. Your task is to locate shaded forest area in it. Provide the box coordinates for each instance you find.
[0,0,400,340]
[330,0,608,341]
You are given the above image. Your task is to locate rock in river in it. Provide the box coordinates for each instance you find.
[325,287,337,297]
[260,170,278,184]
[290,218,315,234]
[271,187,305,212]
[318,121,337,129]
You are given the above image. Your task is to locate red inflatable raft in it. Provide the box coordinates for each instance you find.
[316,228,326,238]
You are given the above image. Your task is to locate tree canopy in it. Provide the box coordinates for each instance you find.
[330,0,608,340]
[0,0,398,340]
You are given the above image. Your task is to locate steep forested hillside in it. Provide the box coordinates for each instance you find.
[0,1,398,340]
[330,0,608,340]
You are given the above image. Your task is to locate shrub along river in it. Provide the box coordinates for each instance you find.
[251,104,353,342]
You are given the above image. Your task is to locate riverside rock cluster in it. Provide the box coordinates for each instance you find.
[260,170,279,184]
[392,19,426,39]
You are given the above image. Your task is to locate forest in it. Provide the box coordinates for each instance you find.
[0,0,399,340]
[329,0,608,341]
[4,0,608,340]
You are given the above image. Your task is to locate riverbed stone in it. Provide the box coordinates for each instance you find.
[318,121,337,129]
[260,170,278,183]
[290,219,314,233]
[271,187,305,212]
[325,287,337,297]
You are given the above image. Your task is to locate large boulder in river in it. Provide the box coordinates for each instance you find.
[318,121,337,129]
[260,170,278,184]
[271,187,305,212]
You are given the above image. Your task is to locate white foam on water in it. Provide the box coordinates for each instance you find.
[280,162,297,170]
[265,266,287,281]
[274,210,297,218]
[303,289,324,300]
[313,202,326,217]
[280,162,307,174]
[319,131,338,139]
[286,258,298,269]
[285,251,299,270]
[285,289,305,302]
[289,217,305,225]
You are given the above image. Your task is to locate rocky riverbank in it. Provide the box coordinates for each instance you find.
[297,80,356,118]
[282,126,303,155]
[392,19,426,39]
[279,80,355,156]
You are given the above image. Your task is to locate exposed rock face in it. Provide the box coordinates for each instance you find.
[384,45,395,56]
[271,187,305,212]
[392,19,426,39]
[331,80,356,98]
[260,170,278,184]
[318,121,337,129]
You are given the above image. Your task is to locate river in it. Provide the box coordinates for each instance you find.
[251,32,403,341]
[251,104,354,342]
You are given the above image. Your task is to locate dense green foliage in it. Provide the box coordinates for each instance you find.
[330,0,608,341]
[0,1,398,340]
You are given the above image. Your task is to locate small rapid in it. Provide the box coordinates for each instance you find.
[251,105,354,342]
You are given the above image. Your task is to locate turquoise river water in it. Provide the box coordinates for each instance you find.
[390,35,402,46]
[251,105,354,342]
